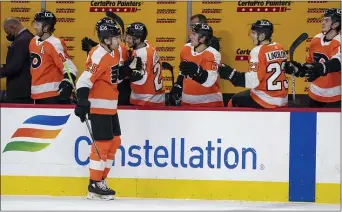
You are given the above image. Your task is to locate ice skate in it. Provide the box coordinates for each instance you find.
[102,178,116,195]
[87,180,115,201]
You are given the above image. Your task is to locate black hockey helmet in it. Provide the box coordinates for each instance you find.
[96,18,121,43]
[251,19,274,41]
[95,17,117,30]
[191,23,213,42]
[33,10,57,33]
[324,8,341,31]
[126,22,148,41]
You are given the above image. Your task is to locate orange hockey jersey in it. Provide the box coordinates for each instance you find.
[246,42,288,108]
[29,35,77,99]
[180,43,223,107]
[76,44,121,115]
[130,41,164,106]
[306,33,341,103]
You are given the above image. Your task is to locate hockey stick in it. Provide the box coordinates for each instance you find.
[162,62,174,86]
[105,11,125,36]
[63,63,103,162]
[288,32,309,107]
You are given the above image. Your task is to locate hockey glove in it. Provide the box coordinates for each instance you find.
[58,73,76,100]
[179,61,208,84]
[218,64,245,87]
[74,87,90,123]
[81,37,98,53]
[111,64,120,83]
[168,75,184,106]
[284,61,306,77]
[304,62,327,82]
[120,57,145,82]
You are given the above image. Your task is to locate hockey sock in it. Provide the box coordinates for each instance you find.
[89,140,112,182]
[103,136,121,179]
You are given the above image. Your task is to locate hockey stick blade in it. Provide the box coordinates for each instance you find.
[289,33,308,61]
[105,11,125,35]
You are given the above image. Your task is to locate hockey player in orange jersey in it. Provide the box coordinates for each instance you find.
[29,11,77,104]
[74,18,142,200]
[169,23,223,107]
[284,8,341,108]
[123,22,165,106]
[219,20,288,108]
[81,17,132,106]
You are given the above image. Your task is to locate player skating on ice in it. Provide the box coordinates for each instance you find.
[123,22,165,106]
[74,18,141,200]
[219,20,288,108]
[284,8,341,108]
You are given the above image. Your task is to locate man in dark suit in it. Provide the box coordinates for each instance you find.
[0,18,34,103]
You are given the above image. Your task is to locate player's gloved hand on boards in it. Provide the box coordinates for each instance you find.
[81,37,98,53]
[283,61,306,77]
[179,61,208,84]
[304,62,327,82]
[74,87,91,123]
[168,75,184,106]
[169,84,182,106]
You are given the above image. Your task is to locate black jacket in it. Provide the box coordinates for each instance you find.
[0,29,34,98]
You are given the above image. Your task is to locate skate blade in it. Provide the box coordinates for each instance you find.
[87,192,115,201]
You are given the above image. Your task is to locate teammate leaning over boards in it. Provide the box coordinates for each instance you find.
[29,10,77,104]
[124,22,165,106]
[284,8,341,108]
[169,23,223,107]
[74,18,141,200]
[219,20,288,108]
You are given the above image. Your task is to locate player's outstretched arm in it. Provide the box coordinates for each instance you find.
[50,40,78,100]
[179,61,220,87]
[218,64,246,87]
[283,61,307,77]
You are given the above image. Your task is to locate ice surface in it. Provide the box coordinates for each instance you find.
[1,195,340,211]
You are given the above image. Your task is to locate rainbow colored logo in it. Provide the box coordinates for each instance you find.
[2,114,71,153]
